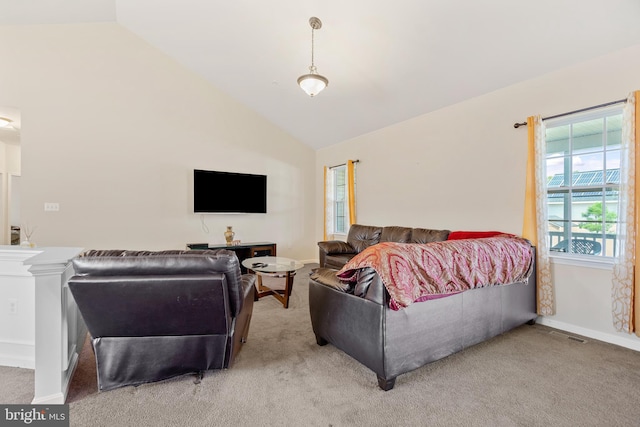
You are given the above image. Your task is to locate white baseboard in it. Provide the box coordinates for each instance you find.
[31,392,65,405]
[537,317,640,352]
[0,354,34,369]
[0,340,35,369]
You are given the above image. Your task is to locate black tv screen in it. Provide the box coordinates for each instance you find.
[194,169,267,213]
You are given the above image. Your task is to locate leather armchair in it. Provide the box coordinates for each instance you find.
[69,249,256,391]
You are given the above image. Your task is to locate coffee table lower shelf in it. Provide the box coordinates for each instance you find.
[241,256,304,309]
[254,271,297,309]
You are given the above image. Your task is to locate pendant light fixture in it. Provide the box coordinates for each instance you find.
[297,17,328,97]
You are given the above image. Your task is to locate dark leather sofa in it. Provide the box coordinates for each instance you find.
[309,244,537,391]
[68,249,256,391]
[318,224,451,269]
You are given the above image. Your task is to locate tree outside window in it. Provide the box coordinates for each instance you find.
[578,202,617,233]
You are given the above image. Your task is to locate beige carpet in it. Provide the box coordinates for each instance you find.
[3,263,640,426]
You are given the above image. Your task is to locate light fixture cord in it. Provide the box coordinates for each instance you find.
[310,25,315,69]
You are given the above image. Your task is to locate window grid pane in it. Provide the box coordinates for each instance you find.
[546,108,622,258]
[333,166,347,234]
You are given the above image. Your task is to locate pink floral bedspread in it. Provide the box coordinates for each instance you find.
[336,236,534,310]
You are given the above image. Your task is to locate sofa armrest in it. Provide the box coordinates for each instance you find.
[310,267,354,293]
[309,267,386,305]
[317,240,356,255]
[239,274,257,303]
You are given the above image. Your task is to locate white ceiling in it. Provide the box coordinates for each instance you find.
[2,0,640,149]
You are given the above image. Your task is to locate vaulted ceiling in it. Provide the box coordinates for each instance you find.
[3,0,640,149]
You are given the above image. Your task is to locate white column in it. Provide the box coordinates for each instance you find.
[0,248,39,369]
[0,246,83,404]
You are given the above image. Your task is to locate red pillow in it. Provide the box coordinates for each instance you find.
[447,231,512,240]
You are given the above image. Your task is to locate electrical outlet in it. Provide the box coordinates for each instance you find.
[8,298,17,314]
[44,202,60,212]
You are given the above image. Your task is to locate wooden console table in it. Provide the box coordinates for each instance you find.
[187,242,276,273]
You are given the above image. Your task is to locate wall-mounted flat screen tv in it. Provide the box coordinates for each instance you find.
[194,169,267,214]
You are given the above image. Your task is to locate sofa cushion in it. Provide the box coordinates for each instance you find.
[324,253,356,270]
[310,267,354,293]
[317,240,355,255]
[347,224,383,253]
[380,226,412,243]
[352,267,378,298]
[410,228,450,243]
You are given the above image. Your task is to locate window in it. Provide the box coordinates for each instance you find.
[324,160,357,239]
[545,106,622,258]
[332,165,347,234]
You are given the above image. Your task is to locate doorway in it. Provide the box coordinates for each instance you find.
[0,107,21,245]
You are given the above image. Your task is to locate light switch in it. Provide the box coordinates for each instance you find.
[44,202,60,211]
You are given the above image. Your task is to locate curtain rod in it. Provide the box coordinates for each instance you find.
[513,98,627,128]
[329,159,360,168]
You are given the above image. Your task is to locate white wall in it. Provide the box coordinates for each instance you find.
[0,23,316,260]
[316,44,640,349]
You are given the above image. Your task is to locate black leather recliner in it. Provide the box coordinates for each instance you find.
[68,249,256,391]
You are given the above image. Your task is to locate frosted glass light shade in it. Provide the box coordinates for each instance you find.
[0,117,11,128]
[297,73,328,97]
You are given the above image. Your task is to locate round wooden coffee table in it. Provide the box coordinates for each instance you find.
[242,256,304,309]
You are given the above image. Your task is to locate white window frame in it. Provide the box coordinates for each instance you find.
[331,165,347,236]
[545,106,623,265]
[325,165,350,239]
